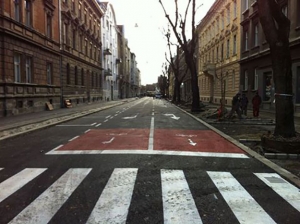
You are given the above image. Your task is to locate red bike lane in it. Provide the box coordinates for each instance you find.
[52,128,245,155]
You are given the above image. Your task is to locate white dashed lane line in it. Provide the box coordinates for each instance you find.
[69,136,79,142]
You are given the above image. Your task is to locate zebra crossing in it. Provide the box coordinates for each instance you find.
[0,167,299,224]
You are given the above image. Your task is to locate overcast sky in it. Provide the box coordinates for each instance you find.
[108,0,215,85]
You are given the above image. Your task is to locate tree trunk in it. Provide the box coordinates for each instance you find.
[173,78,181,103]
[185,54,200,111]
[257,0,295,137]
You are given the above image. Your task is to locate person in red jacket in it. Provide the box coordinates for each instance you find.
[252,91,262,117]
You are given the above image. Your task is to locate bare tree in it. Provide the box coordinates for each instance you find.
[159,0,200,111]
[165,32,188,103]
[257,0,295,137]
[159,62,169,97]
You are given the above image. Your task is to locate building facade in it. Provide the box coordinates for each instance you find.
[61,0,104,105]
[130,53,138,97]
[117,25,125,98]
[99,2,119,101]
[197,0,241,105]
[0,0,61,117]
[124,39,131,98]
[239,0,300,111]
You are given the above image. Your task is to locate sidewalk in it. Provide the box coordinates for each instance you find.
[0,98,137,140]
[203,102,300,124]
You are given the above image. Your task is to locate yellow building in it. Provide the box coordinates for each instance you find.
[196,0,241,105]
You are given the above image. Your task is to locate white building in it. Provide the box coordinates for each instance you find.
[99,2,119,101]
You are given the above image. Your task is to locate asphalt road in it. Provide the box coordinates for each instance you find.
[0,97,299,224]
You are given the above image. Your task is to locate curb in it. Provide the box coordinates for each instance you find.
[0,101,126,141]
[176,106,300,188]
[264,153,300,160]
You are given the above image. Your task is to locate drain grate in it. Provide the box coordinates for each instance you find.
[265,176,287,184]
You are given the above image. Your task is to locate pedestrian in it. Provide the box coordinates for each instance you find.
[217,99,224,121]
[227,93,242,119]
[240,93,248,116]
[252,91,262,117]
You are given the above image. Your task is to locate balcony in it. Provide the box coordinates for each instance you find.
[203,62,216,78]
[103,48,112,55]
[104,68,112,76]
[116,58,122,64]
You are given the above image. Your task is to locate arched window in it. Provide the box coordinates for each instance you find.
[75,66,78,85]
[81,68,84,86]
[66,63,70,85]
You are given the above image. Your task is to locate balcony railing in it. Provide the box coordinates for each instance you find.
[103,48,112,55]
[104,68,112,76]
[203,62,216,78]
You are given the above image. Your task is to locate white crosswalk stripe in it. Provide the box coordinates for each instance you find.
[208,171,276,224]
[0,168,299,223]
[254,173,300,212]
[86,168,138,224]
[0,168,46,203]
[0,168,3,171]
[161,169,202,224]
[9,168,91,224]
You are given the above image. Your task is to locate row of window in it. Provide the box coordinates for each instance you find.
[202,35,237,63]
[13,53,102,88]
[62,23,101,61]
[65,64,102,88]
[14,0,53,38]
[201,69,259,93]
[63,0,101,38]
[14,0,32,26]
[14,53,53,85]
[202,22,263,63]
[200,1,237,46]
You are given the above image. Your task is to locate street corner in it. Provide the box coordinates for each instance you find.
[55,129,150,151]
[154,129,245,154]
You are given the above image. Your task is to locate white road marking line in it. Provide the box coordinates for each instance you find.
[108,133,127,136]
[254,173,300,211]
[0,168,47,203]
[176,134,197,137]
[148,117,154,151]
[109,117,114,119]
[122,114,138,119]
[46,149,248,158]
[161,169,202,224]
[69,136,79,142]
[56,125,92,127]
[9,168,91,224]
[86,168,138,224]
[152,112,154,116]
[207,171,276,224]
[102,137,115,144]
[104,119,108,122]
[105,115,111,118]
[95,123,102,127]
[91,122,97,126]
[85,129,91,133]
[46,145,63,154]
[188,139,197,146]
[116,111,120,113]
[0,168,3,171]
[114,114,118,117]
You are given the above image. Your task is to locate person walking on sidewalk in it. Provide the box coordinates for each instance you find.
[240,93,248,116]
[252,91,262,117]
[227,93,242,119]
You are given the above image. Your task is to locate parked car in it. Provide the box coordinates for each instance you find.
[155,94,162,99]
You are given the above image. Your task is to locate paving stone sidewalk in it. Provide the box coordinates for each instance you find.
[0,98,137,140]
